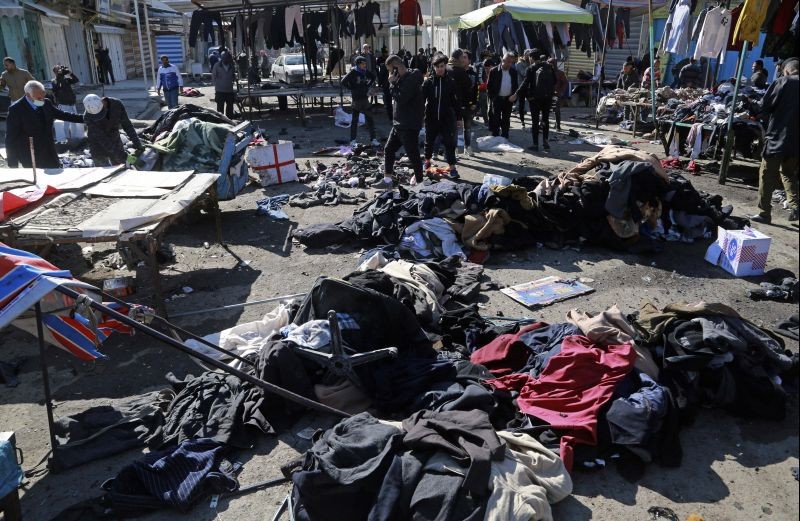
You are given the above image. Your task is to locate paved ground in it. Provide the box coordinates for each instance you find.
[0,84,798,520]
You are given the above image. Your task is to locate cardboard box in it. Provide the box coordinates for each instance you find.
[245,141,297,187]
[704,226,771,277]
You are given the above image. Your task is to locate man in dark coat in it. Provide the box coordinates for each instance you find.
[82,93,143,166]
[5,80,84,168]
[423,54,461,179]
[486,52,519,139]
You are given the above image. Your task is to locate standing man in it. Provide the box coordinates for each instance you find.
[550,58,568,132]
[515,53,529,128]
[156,55,183,109]
[750,58,798,223]
[82,94,142,166]
[359,44,378,105]
[423,54,461,179]
[376,55,392,120]
[411,48,429,74]
[750,59,769,88]
[517,54,556,151]
[51,65,84,142]
[212,51,236,118]
[5,81,84,168]
[209,50,221,70]
[374,54,424,189]
[448,49,478,155]
[341,55,378,146]
[95,46,115,85]
[477,57,495,125]
[487,52,519,139]
[0,58,34,102]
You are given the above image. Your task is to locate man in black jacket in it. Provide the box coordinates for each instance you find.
[50,64,84,141]
[423,55,461,179]
[447,49,477,155]
[376,55,392,120]
[82,93,142,166]
[341,55,378,145]
[5,80,84,168]
[375,54,424,189]
[487,52,519,139]
[750,58,799,223]
[678,58,701,88]
[517,53,556,151]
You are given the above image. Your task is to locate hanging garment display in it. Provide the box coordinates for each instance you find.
[663,0,693,54]
[355,0,383,38]
[733,0,771,43]
[693,7,732,61]
[398,0,423,25]
[188,10,224,48]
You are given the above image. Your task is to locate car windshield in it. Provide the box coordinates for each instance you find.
[284,55,305,65]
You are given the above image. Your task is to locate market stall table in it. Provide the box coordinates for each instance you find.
[237,82,344,124]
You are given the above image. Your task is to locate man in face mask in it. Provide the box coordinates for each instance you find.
[4,80,84,168]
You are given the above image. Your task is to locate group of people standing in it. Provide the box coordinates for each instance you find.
[342,46,569,188]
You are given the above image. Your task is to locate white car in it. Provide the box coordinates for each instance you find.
[270,54,320,83]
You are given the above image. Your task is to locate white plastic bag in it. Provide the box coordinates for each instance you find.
[334,105,365,128]
[476,136,524,153]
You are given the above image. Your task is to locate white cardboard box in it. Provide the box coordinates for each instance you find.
[704,226,771,277]
[245,141,297,187]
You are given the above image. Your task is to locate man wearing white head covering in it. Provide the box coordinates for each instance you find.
[83,93,142,166]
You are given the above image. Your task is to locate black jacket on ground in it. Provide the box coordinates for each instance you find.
[760,75,799,158]
[341,68,375,100]
[422,74,461,123]
[51,73,79,105]
[86,97,142,164]
[389,68,424,130]
[486,65,519,100]
[5,97,84,168]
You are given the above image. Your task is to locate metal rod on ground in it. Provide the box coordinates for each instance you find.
[648,0,657,132]
[54,285,350,419]
[35,303,60,470]
[718,40,750,184]
[170,292,307,318]
[29,137,37,186]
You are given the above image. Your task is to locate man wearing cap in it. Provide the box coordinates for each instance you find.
[82,93,142,166]
[374,54,424,189]
[5,80,84,168]
[341,55,378,146]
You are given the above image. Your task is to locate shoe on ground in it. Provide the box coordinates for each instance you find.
[529,144,539,151]
[448,167,460,180]
[789,208,799,221]
[370,138,381,146]
[748,213,772,224]
[370,178,394,190]
[543,141,550,150]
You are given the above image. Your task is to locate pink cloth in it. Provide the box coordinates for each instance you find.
[488,335,635,471]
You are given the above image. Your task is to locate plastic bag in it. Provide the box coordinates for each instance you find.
[334,105,365,128]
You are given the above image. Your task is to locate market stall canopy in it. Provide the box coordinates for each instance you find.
[453,0,593,28]
[0,0,23,17]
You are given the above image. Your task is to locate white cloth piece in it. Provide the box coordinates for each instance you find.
[686,122,704,159]
[476,136,524,153]
[485,431,573,521]
[334,105,365,127]
[285,5,304,40]
[556,23,570,46]
[184,303,292,369]
[499,69,512,97]
[693,7,732,61]
[283,320,331,349]
[54,104,85,142]
[400,218,466,260]
[664,0,692,54]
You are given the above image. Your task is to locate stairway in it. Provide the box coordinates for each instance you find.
[565,13,645,80]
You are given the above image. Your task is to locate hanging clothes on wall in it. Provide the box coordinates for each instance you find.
[693,7,732,61]
[492,12,521,54]
[285,4,304,45]
[249,9,273,51]
[269,6,288,49]
[398,0,423,26]
[663,0,693,55]
[188,9,224,48]
[761,0,800,59]
[355,0,383,38]
[725,5,744,52]
[732,0,771,43]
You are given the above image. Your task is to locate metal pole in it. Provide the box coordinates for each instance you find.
[133,0,148,89]
[648,0,656,128]
[34,303,60,469]
[718,40,749,184]
[170,292,307,318]
[599,0,613,86]
[143,1,157,90]
[29,137,37,186]
[54,285,351,419]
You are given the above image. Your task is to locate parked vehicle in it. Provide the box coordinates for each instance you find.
[270,54,320,83]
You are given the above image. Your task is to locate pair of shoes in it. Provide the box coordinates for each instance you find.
[447,167,460,180]
[370,177,394,190]
[423,159,432,170]
[528,144,539,151]
[370,138,381,146]
[543,141,550,150]
[748,213,772,224]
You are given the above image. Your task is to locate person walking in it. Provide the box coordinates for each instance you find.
[550,58,568,132]
[5,81,84,168]
[487,52,519,139]
[374,54,424,189]
[477,57,494,125]
[515,53,529,128]
[447,49,478,155]
[156,55,183,109]
[212,51,237,118]
[750,58,799,223]
[423,54,461,179]
[341,55,378,146]
[0,57,34,102]
[517,53,556,151]
[95,46,115,85]
[82,94,142,166]
[50,64,84,142]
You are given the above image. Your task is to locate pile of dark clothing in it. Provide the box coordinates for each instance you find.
[294,146,746,257]
[139,104,236,141]
[288,181,367,209]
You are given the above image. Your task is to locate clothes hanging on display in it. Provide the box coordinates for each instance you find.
[693,7,733,61]
[663,0,693,54]
[189,10,224,48]
[493,11,521,53]
[733,0,771,43]
[355,0,383,38]
[398,0,423,25]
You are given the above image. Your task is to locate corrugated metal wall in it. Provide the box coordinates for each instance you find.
[23,11,49,80]
[64,20,93,84]
[40,19,71,75]
[156,35,183,66]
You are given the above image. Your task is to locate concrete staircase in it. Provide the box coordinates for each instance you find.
[565,13,645,80]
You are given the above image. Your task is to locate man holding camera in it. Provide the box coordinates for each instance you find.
[51,65,84,141]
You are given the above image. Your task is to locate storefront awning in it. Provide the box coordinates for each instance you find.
[93,23,127,35]
[454,0,593,28]
[21,0,69,24]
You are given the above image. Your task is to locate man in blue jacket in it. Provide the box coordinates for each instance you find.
[156,55,183,109]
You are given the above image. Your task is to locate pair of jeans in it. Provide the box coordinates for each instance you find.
[489,96,512,138]
[529,97,551,144]
[384,127,422,181]
[215,92,235,118]
[424,118,457,166]
[758,155,799,215]
[163,88,179,109]
[350,98,376,141]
